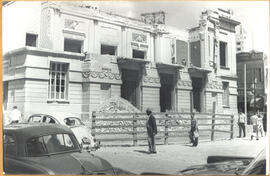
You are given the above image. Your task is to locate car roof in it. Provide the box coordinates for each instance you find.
[29,112,80,124]
[4,123,73,140]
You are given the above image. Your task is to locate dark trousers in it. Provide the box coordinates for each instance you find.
[147,135,156,153]
[238,123,246,137]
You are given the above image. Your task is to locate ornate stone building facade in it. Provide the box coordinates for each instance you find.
[3,2,240,120]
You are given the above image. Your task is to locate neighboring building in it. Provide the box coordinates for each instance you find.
[235,24,252,53]
[3,2,240,120]
[237,51,267,112]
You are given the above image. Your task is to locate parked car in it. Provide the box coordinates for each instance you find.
[178,148,266,175]
[27,112,100,151]
[3,123,114,174]
[141,148,266,175]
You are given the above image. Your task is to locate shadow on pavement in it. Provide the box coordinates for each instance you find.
[134,150,151,154]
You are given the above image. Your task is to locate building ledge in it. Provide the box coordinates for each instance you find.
[219,74,238,80]
[156,62,184,70]
[117,57,150,65]
[188,66,212,74]
[3,46,85,59]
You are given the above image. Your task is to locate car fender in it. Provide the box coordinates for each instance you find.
[4,157,54,174]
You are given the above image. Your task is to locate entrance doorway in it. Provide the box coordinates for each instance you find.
[160,73,174,112]
[121,69,140,109]
[192,77,203,112]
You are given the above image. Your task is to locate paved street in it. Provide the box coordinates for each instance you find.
[93,137,267,174]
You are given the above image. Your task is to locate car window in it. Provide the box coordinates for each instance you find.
[26,137,47,156]
[43,116,56,123]
[64,117,83,126]
[29,115,43,123]
[26,133,79,156]
[3,134,17,156]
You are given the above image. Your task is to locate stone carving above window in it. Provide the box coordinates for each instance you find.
[82,70,121,80]
[65,19,80,30]
[143,77,160,84]
[177,80,192,87]
[132,33,147,43]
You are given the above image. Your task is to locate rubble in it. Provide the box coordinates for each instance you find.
[95,96,142,133]
[97,96,141,113]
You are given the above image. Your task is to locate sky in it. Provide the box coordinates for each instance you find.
[89,1,269,57]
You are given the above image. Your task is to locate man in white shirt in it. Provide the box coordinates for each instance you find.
[9,106,21,124]
[250,112,259,140]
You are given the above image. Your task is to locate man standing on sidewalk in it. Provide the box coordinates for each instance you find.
[146,108,157,154]
[238,111,246,138]
[9,106,22,124]
[250,112,259,140]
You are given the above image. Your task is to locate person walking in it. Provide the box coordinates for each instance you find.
[189,113,199,146]
[257,112,264,137]
[9,106,22,124]
[238,111,246,138]
[250,112,259,140]
[146,108,157,154]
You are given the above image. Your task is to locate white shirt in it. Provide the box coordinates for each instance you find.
[238,113,246,123]
[9,109,21,122]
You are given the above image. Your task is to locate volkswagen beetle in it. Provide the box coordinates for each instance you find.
[27,112,100,151]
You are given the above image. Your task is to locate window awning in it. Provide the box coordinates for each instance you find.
[188,66,212,74]
[117,57,150,65]
[156,62,184,70]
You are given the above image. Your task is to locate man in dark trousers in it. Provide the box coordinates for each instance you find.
[238,111,246,138]
[146,108,157,154]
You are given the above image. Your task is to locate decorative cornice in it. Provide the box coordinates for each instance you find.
[206,82,223,90]
[177,80,192,87]
[143,76,160,84]
[82,70,121,80]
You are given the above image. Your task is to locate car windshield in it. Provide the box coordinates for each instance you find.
[240,148,266,175]
[26,133,80,156]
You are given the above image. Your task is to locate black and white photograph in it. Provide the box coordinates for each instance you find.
[2,1,269,175]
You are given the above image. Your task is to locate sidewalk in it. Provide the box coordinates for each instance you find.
[93,137,267,174]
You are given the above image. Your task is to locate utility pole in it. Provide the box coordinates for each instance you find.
[244,64,247,115]
[253,68,257,111]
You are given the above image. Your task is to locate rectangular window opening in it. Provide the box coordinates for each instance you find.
[48,62,69,100]
[26,33,37,47]
[219,41,227,68]
[64,39,83,53]
[101,44,117,55]
[132,49,145,59]
[222,82,229,106]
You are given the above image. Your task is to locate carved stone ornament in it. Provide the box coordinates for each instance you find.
[178,80,192,87]
[65,19,80,30]
[132,33,147,43]
[143,77,160,84]
[82,70,121,80]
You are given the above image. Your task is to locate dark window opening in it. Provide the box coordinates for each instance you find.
[190,41,201,67]
[132,49,145,59]
[26,33,37,47]
[64,39,83,53]
[192,77,203,112]
[101,44,117,55]
[160,73,174,112]
[219,41,227,67]
[222,82,229,106]
[121,69,140,109]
